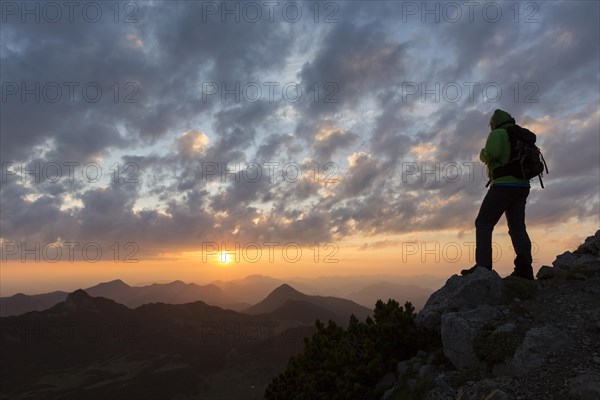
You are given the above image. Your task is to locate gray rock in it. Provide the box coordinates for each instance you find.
[552,251,580,270]
[491,361,513,377]
[427,352,436,365]
[573,273,588,280]
[575,230,600,256]
[574,253,600,267]
[441,305,502,369]
[412,360,422,373]
[567,372,600,399]
[510,325,568,376]
[382,386,395,400]
[396,360,409,377]
[536,265,558,280]
[483,389,509,400]
[493,322,516,334]
[414,352,431,375]
[376,372,397,392]
[433,373,455,395]
[457,379,503,400]
[419,364,436,378]
[573,262,600,279]
[588,285,600,295]
[425,387,455,400]
[416,267,504,332]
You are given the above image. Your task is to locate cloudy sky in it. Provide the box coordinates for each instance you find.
[1,1,599,294]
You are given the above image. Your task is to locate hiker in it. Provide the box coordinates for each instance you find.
[461,109,535,280]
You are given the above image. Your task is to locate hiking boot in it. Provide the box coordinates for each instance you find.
[460,265,489,276]
[508,270,535,281]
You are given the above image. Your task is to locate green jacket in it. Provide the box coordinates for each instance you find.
[480,110,530,187]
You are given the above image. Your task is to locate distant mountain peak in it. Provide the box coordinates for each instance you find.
[64,289,94,310]
[271,283,302,296]
[242,284,305,314]
[94,279,130,288]
[244,282,371,319]
[68,288,90,299]
[61,289,130,314]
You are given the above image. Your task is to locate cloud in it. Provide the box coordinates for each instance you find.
[1,1,598,258]
[176,130,210,158]
[313,126,359,160]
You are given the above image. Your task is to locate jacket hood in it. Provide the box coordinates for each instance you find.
[490,109,514,128]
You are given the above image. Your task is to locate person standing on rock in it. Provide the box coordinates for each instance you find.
[461,109,535,280]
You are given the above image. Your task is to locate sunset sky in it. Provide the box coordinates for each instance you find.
[1,1,599,295]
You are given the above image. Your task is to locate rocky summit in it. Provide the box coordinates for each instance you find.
[381,231,600,400]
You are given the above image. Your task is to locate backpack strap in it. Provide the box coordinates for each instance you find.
[537,148,548,189]
[491,125,521,180]
[540,151,549,174]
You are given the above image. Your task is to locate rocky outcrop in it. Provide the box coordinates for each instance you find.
[567,372,600,399]
[380,230,600,400]
[415,267,504,332]
[551,251,581,269]
[441,305,503,369]
[456,379,510,400]
[574,230,600,256]
[535,265,558,280]
[551,231,600,272]
[552,251,600,270]
[509,325,568,376]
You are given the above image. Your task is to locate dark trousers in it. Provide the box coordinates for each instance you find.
[475,186,533,276]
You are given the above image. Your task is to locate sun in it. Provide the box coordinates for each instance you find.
[218,252,232,264]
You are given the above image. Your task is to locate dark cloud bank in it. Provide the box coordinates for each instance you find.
[1,1,598,257]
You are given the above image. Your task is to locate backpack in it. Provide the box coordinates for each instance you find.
[487,124,549,188]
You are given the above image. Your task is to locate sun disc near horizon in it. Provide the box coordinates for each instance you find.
[219,252,232,264]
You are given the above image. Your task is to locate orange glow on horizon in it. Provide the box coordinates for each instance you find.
[1,221,597,297]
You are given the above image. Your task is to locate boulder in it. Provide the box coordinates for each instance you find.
[376,372,396,392]
[575,230,600,256]
[432,373,456,398]
[396,360,409,377]
[510,325,568,376]
[493,322,516,334]
[482,389,509,400]
[441,305,502,369]
[425,377,455,400]
[419,364,436,378]
[416,267,503,332]
[456,379,506,400]
[574,253,600,267]
[536,265,559,280]
[382,387,395,400]
[567,372,600,399]
[552,251,580,270]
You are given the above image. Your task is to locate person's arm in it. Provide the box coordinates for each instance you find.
[483,130,503,164]
[479,148,488,163]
